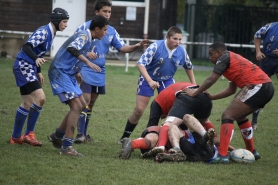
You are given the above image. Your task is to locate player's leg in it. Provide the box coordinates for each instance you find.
[251,109,260,130]
[84,92,100,140]
[60,96,86,156]
[75,82,92,143]
[119,127,159,159]
[23,87,45,146]
[146,100,163,128]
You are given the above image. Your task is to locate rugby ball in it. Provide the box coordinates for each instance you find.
[229,149,255,163]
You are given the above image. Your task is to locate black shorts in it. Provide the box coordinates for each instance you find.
[168,92,212,120]
[80,82,106,94]
[237,82,274,109]
[180,132,214,162]
[146,100,163,127]
[20,81,41,95]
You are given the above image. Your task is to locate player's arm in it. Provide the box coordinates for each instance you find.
[67,47,101,72]
[119,39,149,53]
[184,69,196,85]
[184,71,220,97]
[208,81,237,100]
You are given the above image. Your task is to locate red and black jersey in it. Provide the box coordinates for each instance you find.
[213,51,271,88]
[154,82,197,115]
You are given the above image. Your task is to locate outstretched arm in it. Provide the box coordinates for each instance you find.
[119,39,149,53]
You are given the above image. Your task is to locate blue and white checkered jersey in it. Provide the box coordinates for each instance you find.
[49,29,93,77]
[138,40,193,81]
[16,23,54,66]
[75,20,126,86]
[254,22,278,57]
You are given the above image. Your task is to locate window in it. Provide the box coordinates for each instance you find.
[112,0,145,7]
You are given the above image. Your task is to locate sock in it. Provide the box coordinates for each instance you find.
[157,125,169,147]
[121,119,137,139]
[252,109,260,123]
[218,123,234,156]
[12,106,29,138]
[62,137,74,149]
[55,128,65,139]
[238,120,255,152]
[77,108,88,135]
[25,103,42,135]
[132,138,150,149]
[84,106,92,135]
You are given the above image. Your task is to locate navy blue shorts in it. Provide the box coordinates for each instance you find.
[80,82,106,94]
[260,55,278,77]
[136,76,175,96]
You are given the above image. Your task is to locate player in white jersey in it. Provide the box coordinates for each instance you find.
[47,15,108,157]
[73,0,149,143]
[10,8,69,146]
[118,26,196,143]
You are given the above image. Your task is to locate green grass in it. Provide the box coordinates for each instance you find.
[0,57,277,185]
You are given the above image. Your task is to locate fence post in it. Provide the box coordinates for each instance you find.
[125,39,130,72]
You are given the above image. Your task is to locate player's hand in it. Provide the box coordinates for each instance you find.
[148,80,159,90]
[35,58,47,67]
[87,63,101,72]
[203,90,213,99]
[138,39,149,47]
[36,73,44,85]
[256,51,265,61]
[87,51,98,60]
[273,49,278,56]
[182,88,195,97]
[75,73,82,85]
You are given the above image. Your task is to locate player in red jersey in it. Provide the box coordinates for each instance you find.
[146,82,215,132]
[184,41,274,164]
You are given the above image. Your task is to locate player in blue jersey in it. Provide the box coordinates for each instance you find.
[118,26,196,143]
[10,8,69,146]
[47,15,108,156]
[73,0,149,144]
[251,22,278,130]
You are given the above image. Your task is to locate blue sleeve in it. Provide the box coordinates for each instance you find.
[110,29,126,51]
[137,43,158,66]
[27,28,48,48]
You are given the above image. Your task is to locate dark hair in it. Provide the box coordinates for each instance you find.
[209,41,227,51]
[89,15,108,30]
[94,0,112,11]
[50,8,69,31]
[167,26,182,37]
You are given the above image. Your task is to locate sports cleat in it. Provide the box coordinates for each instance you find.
[23,131,42,146]
[85,135,94,142]
[155,152,187,162]
[47,133,62,149]
[60,146,84,157]
[119,138,134,159]
[9,136,24,145]
[147,146,165,157]
[252,149,261,160]
[168,147,183,155]
[209,154,229,164]
[206,128,215,146]
[74,134,86,144]
[118,138,123,145]
[252,122,258,131]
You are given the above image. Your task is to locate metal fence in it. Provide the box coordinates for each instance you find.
[184,4,278,62]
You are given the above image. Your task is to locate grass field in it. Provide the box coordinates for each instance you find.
[0,58,277,185]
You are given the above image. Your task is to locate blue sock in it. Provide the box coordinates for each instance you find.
[77,109,88,135]
[25,103,42,135]
[12,107,29,138]
[252,109,260,123]
[84,109,92,135]
[55,128,65,139]
[62,137,74,149]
